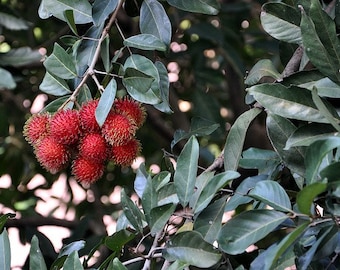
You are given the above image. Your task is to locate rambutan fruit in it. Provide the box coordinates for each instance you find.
[35,136,70,173]
[101,112,137,146]
[114,97,146,128]
[111,138,141,167]
[72,157,105,184]
[50,109,80,145]
[79,99,101,133]
[78,133,109,163]
[23,113,50,145]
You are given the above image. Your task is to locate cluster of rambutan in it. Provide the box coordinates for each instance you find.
[23,97,145,184]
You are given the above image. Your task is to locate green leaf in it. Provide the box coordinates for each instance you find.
[245,59,281,85]
[149,204,176,236]
[62,251,83,270]
[0,68,16,89]
[140,0,171,45]
[107,258,128,270]
[305,137,340,184]
[167,260,190,270]
[105,229,135,252]
[320,162,340,182]
[166,0,220,15]
[248,181,292,212]
[29,235,47,270]
[141,176,158,224]
[123,67,155,94]
[297,182,327,215]
[0,12,30,30]
[57,240,86,259]
[260,3,302,44]
[0,47,43,67]
[194,197,226,244]
[154,61,172,113]
[0,229,11,270]
[40,0,92,24]
[285,123,337,149]
[163,231,221,268]
[43,43,77,79]
[266,113,306,177]
[134,163,148,198]
[0,213,15,232]
[300,3,340,83]
[101,36,110,72]
[64,10,78,36]
[171,117,220,149]
[157,183,179,206]
[239,148,280,172]
[297,76,340,99]
[121,188,145,233]
[124,34,167,51]
[92,0,118,27]
[193,171,239,214]
[218,209,287,255]
[174,136,199,207]
[40,72,72,96]
[123,54,161,104]
[153,171,171,191]
[41,96,72,113]
[77,84,92,105]
[223,108,262,171]
[248,84,331,123]
[95,79,117,127]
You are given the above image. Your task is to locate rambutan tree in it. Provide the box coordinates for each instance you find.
[1,0,340,269]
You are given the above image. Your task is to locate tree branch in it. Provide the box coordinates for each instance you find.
[5,216,79,229]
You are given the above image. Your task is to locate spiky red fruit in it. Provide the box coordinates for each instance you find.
[72,157,105,184]
[79,99,101,133]
[101,112,137,146]
[23,113,50,144]
[50,109,80,145]
[114,97,146,128]
[111,138,141,166]
[78,133,109,163]
[35,136,70,173]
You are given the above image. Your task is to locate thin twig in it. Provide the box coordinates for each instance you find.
[205,150,224,172]
[142,232,162,270]
[122,253,163,267]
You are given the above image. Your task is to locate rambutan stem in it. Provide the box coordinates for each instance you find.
[59,0,125,110]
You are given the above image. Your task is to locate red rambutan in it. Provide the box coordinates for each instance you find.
[35,136,70,173]
[79,99,101,133]
[114,97,146,128]
[72,157,105,184]
[101,112,137,146]
[78,133,109,163]
[111,138,141,167]
[23,113,50,144]
[50,109,80,145]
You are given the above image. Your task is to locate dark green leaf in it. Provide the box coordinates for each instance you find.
[141,177,158,224]
[29,235,47,270]
[153,171,171,191]
[193,171,239,214]
[261,3,301,44]
[297,182,327,215]
[239,148,280,172]
[64,10,78,36]
[320,162,340,182]
[57,240,85,259]
[40,0,92,24]
[194,197,226,244]
[101,36,110,72]
[163,231,221,268]
[0,229,10,270]
[40,72,72,96]
[167,260,190,270]
[285,123,337,149]
[0,47,43,67]
[123,54,161,104]
[43,43,77,79]
[149,204,176,236]
[154,61,172,113]
[123,67,155,94]
[166,0,220,15]
[0,12,30,30]
[245,59,281,85]
[0,213,15,232]
[124,34,167,51]
[157,183,179,206]
[41,96,72,113]
[305,137,340,184]
[223,108,262,171]
[248,180,292,212]
[266,113,306,177]
[121,188,145,233]
[92,0,118,27]
[62,251,83,270]
[300,3,340,83]
[248,84,331,123]
[171,117,220,149]
[0,68,16,89]
[107,258,128,270]
[76,84,92,105]
[174,136,199,207]
[140,0,171,45]
[95,79,117,127]
[218,209,287,255]
[105,229,135,252]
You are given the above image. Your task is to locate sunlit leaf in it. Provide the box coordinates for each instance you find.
[174,136,199,207]
[95,79,117,127]
[163,231,221,268]
[218,209,287,255]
